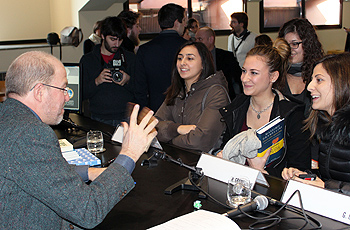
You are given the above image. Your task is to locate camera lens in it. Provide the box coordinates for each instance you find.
[111,69,123,82]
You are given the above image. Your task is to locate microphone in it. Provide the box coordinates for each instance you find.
[223,195,269,218]
[251,190,284,207]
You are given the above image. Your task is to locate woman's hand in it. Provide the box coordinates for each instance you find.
[282,167,325,188]
[177,125,196,135]
[292,176,325,188]
[247,148,271,174]
[281,167,304,180]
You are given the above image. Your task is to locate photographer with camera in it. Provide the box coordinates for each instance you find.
[80,16,136,126]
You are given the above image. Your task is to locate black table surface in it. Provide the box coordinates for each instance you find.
[54,113,350,230]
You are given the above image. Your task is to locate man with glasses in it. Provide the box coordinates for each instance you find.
[0,51,158,229]
[227,12,257,68]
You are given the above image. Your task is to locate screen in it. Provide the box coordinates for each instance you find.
[63,63,81,112]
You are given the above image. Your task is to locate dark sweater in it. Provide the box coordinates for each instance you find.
[80,44,135,120]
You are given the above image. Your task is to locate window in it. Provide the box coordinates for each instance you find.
[128,0,245,35]
[260,0,342,33]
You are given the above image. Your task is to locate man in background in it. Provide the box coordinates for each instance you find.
[118,10,142,53]
[227,12,257,68]
[196,26,242,98]
[80,16,135,126]
[134,3,187,112]
[0,50,158,229]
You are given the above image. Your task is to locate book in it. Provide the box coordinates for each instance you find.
[59,139,74,152]
[64,148,101,166]
[256,116,285,165]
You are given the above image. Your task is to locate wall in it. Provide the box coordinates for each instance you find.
[0,1,123,72]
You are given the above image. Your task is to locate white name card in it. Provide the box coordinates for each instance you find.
[111,125,163,150]
[196,153,269,189]
[281,179,350,225]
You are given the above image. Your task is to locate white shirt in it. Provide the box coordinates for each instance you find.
[227,31,257,68]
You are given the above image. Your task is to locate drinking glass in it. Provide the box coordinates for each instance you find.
[87,130,104,154]
[227,177,251,208]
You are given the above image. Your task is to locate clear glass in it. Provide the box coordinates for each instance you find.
[87,131,104,154]
[227,177,251,208]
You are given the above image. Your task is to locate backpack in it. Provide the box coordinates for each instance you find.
[60,26,83,47]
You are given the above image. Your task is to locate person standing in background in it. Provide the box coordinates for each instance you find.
[227,12,257,68]
[187,18,199,41]
[80,16,136,126]
[83,20,103,54]
[118,10,142,53]
[134,3,187,112]
[195,26,242,98]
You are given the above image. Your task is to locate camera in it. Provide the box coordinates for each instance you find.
[109,68,123,82]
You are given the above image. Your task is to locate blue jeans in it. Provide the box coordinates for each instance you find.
[90,115,126,127]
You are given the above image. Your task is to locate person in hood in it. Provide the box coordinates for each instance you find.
[155,42,230,153]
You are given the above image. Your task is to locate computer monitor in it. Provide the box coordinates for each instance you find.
[63,63,81,113]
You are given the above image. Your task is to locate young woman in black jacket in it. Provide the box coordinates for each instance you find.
[282,53,350,195]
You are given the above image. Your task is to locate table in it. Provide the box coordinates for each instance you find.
[54,113,350,230]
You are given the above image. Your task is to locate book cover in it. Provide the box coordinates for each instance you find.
[256,116,285,165]
[59,139,74,152]
[66,148,101,166]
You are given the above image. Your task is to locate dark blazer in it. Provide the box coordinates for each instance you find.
[134,30,186,111]
[215,47,242,100]
[0,98,135,229]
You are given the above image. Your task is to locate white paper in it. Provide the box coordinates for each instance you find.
[282,179,350,225]
[196,153,269,189]
[148,210,241,230]
[62,150,82,161]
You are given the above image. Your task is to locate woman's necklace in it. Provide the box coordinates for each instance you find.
[250,97,274,119]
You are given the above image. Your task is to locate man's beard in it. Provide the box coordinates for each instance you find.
[104,41,118,53]
[129,31,140,46]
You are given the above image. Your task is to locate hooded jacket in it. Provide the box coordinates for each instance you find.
[317,104,350,195]
[155,71,230,152]
[219,90,311,178]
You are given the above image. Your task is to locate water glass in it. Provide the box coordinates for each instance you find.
[227,177,251,208]
[87,130,104,154]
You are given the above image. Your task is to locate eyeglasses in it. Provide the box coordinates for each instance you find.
[30,83,68,96]
[289,41,302,49]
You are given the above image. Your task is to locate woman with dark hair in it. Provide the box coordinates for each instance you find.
[277,18,324,115]
[219,38,311,178]
[282,53,350,195]
[155,42,230,152]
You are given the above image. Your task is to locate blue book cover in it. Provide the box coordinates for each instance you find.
[67,148,101,166]
[256,116,285,165]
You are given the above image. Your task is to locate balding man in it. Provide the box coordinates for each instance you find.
[196,26,242,99]
[0,51,157,229]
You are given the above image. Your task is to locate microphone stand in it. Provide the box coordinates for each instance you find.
[141,148,208,198]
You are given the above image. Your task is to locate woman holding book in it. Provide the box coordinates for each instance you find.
[282,53,350,195]
[155,42,229,153]
[219,38,311,178]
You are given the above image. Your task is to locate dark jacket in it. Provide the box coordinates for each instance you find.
[155,71,230,152]
[0,98,134,229]
[134,30,187,111]
[317,104,350,195]
[121,37,135,53]
[219,90,311,178]
[215,47,242,99]
[79,44,135,120]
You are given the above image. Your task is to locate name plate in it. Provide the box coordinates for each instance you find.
[196,153,269,189]
[281,180,350,225]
